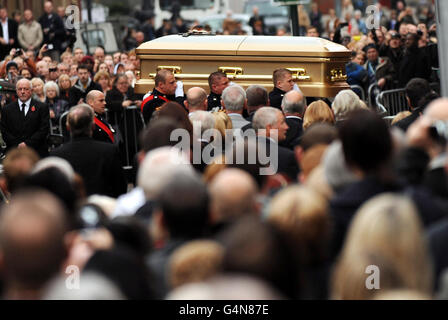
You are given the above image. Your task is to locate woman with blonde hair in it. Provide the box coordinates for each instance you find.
[58,74,72,103]
[303,100,335,130]
[331,193,433,300]
[31,77,46,103]
[268,185,330,299]
[212,111,233,141]
[94,70,112,94]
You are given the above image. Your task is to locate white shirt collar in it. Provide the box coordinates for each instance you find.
[286,115,302,120]
[19,98,32,115]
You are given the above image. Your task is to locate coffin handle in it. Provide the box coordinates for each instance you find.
[287,68,311,81]
[218,67,244,78]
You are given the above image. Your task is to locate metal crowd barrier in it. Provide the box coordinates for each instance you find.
[107,106,146,172]
[350,85,366,102]
[375,88,409,121]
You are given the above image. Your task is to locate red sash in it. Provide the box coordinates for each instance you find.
[141,94,169,112]
[94,117,114,143]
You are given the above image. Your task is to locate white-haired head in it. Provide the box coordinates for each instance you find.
[32,157,75,183]
[137,147,195,199]
[331,89,363,121]
[222,85,246,112]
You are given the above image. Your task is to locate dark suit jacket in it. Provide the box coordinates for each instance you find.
[280,116,303,150]
[268,87,286,110]
[0,18,18,59]
[257,136,299,181]
[38,13,65,52]
[0,98,49,157]
[50,136,127,197]
[93,114,114,144]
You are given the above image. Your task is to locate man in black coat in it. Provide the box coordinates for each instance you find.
[69,64,102,107]
[0,6,18,60]
[280,90,306,150]
[269,68,295,110]
[0,78,49,158]
[38,0,65,58]
[50,104,127,198]
[253,107,299,182]
[397,33,431,87]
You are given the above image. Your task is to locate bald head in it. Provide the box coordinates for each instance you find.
[281,90,306,116]
[185,87,207,112]
[0,190,68,294]
[209,169,259,224]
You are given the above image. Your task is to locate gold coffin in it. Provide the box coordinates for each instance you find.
[135,35,351,98]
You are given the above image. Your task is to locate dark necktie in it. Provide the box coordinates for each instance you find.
[21,103,26,118]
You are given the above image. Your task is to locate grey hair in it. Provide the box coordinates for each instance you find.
[16,78,33,90]
[252,106,281,131]
[32,157,75,183]
[137,147,195,200]
[281,91,306,115]
[331,89,362,121]
[222,85,246,112]
[44,81,60,97]
[190,110,215,135]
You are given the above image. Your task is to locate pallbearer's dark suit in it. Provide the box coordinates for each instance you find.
[0,98,49,157]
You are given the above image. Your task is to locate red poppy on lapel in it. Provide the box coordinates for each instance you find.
[31,106,36,112]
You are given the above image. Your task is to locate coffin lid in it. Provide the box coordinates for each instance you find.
[136,35,350,58]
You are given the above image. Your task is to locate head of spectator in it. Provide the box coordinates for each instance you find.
[97,63,109,75]
[139,119,182,159]
[112,73,129,95]
[268,185,329,277]
[19,67,32,80]
[23,9,33,24]
[211,111,233,139]
[44,81,59,103]
[6,61,18,79]
[208,72,229,96]
[69,64,78,78]
[405,78,431,111]
[113,52,121,65]
[36,60,49,80]
[190,110,215,142]
[154,69,177,96]
[389,31,402,49]
[154,102,193,138]
[120,52,129,65]
[57,63,69,76]
[306,26,319,37]
[218,215,296,298]
[405,32,419,51]
[30,78,44,102]
[332,89,363,122]
[94,71,111,93]
[185,87,207,114]
[125,70,136,87]
[77,64,91,86]
[42,55,52,65]
[209,168,259,226]
[340,109,392,176]
[154,168,209,240]
[169,240,224,290]
[58,74,71,92]
[363,44,379,63]
[94,47,105,64]
[273,68,294,93]
[66,104,95,139]
[80,57,94,74]
[48,63,59,81]
[1,147,39,196]
[17,78,33,103]
[113,63,125,76]
[0,6,7,22]
[246,85,268,115]
[135,32,145,46]
[281,90,306,118]
[222,85,247,115]
[0,190,69,299]
[86,90,106,115]
[303,100,335,130]
[60,52,73,66]
[253,106,289,142]
[44,0,54,15]
[12,9,21,24]
[73,48,84,64]
[331,194,432,299]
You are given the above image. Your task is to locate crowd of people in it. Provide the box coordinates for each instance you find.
[0,0,447,301]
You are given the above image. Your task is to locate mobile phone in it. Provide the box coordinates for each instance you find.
[47,44,54,50]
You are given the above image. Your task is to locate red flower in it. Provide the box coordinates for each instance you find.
[31,106,35,112]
